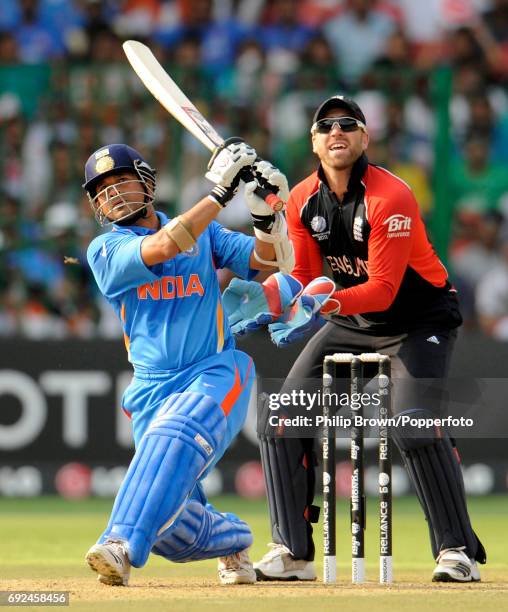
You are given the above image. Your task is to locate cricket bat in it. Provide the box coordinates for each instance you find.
[123,40,284,211]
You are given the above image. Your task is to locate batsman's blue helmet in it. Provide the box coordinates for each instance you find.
[83,144,156,198]
[83,144,157,225]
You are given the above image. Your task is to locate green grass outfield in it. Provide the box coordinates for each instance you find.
[0,495,506,611]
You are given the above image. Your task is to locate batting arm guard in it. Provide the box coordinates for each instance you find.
[253,213,295,274]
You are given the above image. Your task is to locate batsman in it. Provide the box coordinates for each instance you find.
[223,95,486,582]
[82,139,297,586]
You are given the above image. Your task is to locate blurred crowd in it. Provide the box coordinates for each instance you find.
[1,0,508,339]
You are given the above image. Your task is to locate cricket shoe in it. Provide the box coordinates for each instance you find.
[432,547,481,582]
[85,539,131,586]
[218,548,257,584]
[254,543,316,581]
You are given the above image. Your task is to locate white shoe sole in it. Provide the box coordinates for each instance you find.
[432,571,480,583]
[255,568,316,582]
[86,550,128,586]
[219,572,257,585]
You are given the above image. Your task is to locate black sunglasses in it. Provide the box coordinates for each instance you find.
[311,116,366,134]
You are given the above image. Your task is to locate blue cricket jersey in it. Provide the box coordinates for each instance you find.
[87,211,256,372]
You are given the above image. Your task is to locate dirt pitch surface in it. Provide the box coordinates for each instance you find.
[1,496,506,611]
[2,573,507,612]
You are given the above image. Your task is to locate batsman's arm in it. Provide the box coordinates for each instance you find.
[245,161,294,274]
[141,196,224,265]
[141,139,257,266]
[250,236,276,270]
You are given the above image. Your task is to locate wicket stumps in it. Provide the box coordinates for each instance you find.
[322,353,392,584]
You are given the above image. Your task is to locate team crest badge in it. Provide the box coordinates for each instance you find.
[353,216,364,241]
[95,155,115,174]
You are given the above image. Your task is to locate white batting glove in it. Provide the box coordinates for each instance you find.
[253,160,290,204]
[245,180,274,217]
[206,137,257,207]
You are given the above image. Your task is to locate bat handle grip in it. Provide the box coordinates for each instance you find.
[253,185,285,212]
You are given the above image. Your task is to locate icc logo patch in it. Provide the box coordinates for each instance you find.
[311,215,327,233]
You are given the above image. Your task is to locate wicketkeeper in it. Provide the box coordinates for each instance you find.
[223,95,486,583]
[82,139,296,586]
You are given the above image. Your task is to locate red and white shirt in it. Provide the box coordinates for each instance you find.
[286,154,462,333]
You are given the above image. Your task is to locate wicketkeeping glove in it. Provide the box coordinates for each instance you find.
[222,273,303,336]
[206,137,257,207]
[268,277,341,347]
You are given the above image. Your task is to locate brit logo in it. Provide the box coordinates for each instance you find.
[383,214,411,238]
[311,215,327,233]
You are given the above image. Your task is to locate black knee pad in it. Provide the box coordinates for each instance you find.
[393,409,486,562]
[258,395,319,560]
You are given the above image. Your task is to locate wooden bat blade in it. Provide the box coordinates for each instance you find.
[123,40,223,151]
[122,40,285,212]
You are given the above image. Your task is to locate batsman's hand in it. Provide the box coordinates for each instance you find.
[253,159,290,204]
[245,179,274,218]
[268,277,340,347]
[222,273,303,336]
[245,160,289,231]
[206,137,257,207]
